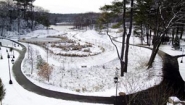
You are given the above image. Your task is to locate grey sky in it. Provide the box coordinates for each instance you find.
[33,0,114,14]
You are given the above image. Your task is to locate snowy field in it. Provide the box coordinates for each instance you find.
[1,25,184,105]
[0,41,107,105]
[20,26,162,96]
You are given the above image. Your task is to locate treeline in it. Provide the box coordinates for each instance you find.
[0,0,50,36]
[49,12,101,29]
[48,13,77,24]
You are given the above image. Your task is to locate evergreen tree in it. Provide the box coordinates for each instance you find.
[0,78,5,103]
[173,35,180,50]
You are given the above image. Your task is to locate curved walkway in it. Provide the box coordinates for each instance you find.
[116,46,185,104]
[10,41,114,104]
[9,39,185,104]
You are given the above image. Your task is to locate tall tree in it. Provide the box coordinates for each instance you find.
[147,0,185,68]
[124,0,134,73]
[134,0,153,45]
[99,0,134,76]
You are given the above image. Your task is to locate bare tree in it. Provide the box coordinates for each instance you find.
[99,0,133,76]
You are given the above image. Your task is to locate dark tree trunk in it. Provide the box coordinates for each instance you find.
[147,36,162,68]
[120,0,127,76]
[106,22,109,34]
[0,18,5,37]
[141,23,143,44]
[180,26,184,39]
[124,0,134,73]
[176,27,179,37]
[149,27,152,46]
[148,28,168,68]
[146,24,150,45]
[1,26,4,37]
[147,5,160,68]
[172,28,175,45]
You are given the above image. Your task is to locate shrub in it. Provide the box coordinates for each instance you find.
[76,89,80,92]
[0,78,5,102]
[38,63,53,82]
[83,49,91,52]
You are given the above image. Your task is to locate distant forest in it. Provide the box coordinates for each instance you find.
[49,13,78,24]
[49,13,101,25]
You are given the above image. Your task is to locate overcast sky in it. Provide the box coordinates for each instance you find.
[33,0,113,14]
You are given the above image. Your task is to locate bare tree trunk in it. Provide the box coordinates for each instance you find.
[148,32,165,68]
[176,27,179,37]
[172,28,175,45]
[141,23,143,44]
[180,26,184,39]
[148,39,162,68]
[124,0,134,73]
[149,27,152,46]
[146,24,150,45]
[147,5,160,68]
[120,0,127,76]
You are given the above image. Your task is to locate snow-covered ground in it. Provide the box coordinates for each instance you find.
[19,26,162,96]
[0,41,107,105]
[0,25,184,105]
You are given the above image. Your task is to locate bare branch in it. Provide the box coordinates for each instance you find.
[107,33,123,62]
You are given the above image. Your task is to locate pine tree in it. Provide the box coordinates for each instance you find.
[0,78,5,103]
[173,35,180,50]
